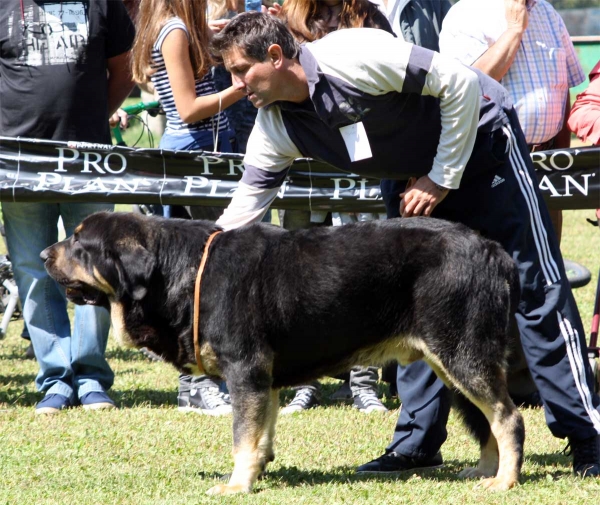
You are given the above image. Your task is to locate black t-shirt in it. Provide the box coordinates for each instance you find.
[0,0,134,143]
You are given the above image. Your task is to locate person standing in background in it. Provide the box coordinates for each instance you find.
[0,0,135,414]
[131,0,245,416]
[569,58,600,146]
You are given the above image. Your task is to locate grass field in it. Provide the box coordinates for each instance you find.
[0,206,598,504]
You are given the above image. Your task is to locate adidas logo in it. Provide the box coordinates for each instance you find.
[491,175,505,188]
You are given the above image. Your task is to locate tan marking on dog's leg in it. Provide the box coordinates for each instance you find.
[206,389,277,495]
[264,389,279,466]
[477,397,523,491]
[424,356,523,491]
[459,434,499,479]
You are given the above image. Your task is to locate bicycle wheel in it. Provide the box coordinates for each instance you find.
[564,259,592,289]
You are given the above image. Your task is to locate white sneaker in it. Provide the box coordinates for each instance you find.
[353,389,388,413]
[178,386,232,416]
[281,387,319,414]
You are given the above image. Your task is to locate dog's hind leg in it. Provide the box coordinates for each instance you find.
[453,392,499,479]
[206,374,277,495]
[427,359,524,490]
[472,391,524,491]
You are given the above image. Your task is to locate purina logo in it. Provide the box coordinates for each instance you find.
[491,175,505,188]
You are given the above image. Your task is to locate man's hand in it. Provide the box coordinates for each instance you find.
[400,176,450,217]
[505,0,528,34]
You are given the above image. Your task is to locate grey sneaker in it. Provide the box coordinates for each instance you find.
[353,388,388,413]
[178,386,232,416]
[281,387,319,414]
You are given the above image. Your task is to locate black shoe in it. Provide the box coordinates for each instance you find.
[567,435,600,478]
[356,451,444,474]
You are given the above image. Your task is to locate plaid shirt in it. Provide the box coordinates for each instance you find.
[439,0,585,144]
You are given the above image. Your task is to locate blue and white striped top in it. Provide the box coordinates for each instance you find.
[151,17,229,136]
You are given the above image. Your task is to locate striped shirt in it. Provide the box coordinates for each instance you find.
[439,0,585,145]
[151,17,229,136]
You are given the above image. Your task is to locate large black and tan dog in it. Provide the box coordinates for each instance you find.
[42,211,524,495]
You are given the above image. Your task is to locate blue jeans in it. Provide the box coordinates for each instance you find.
[2,202,114,402]
[159,129,234,153]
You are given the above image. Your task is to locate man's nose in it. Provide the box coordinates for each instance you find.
[232,74,245,91]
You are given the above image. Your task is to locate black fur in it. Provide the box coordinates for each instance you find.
[41,211,525,493]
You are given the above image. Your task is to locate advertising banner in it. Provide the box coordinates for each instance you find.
[0,137,598,211]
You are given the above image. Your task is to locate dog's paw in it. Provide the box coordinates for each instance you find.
[477,476,518,491]
[458,467,487,479]
[206,483,251,496]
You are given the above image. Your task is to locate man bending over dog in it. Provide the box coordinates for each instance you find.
[211,11,600,478]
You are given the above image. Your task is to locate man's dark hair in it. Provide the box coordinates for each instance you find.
[211,12,300,62]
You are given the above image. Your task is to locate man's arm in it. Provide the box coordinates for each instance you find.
[568,65,600,145]
[106,51,135,117]
[471,0,528,81]
[216,107,301,230]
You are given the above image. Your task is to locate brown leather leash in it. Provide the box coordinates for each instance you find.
[193,230,222,374]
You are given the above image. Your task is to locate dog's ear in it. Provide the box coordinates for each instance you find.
[114,244,156,301]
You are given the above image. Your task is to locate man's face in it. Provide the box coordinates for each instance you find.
[223,47,279,109]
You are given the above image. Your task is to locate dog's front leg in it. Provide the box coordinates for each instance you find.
[206,381,278,495]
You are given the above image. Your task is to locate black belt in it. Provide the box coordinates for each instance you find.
[528,137,555,152]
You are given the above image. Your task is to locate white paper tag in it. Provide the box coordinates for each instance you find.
[339,122,372,162]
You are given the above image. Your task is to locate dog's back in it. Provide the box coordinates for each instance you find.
[201,217,519,388]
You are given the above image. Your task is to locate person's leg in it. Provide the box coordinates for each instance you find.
[349,366,388,413]
[358,182,449,470]
[439,120,600,474]
[357,360,449,473]
[61,203,115,404]
[2,202,76,407]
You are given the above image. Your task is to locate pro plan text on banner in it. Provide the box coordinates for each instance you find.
[0,137,598,211]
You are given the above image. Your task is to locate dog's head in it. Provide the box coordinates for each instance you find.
[41,211,157,307]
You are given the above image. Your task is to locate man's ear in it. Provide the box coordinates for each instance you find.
[267,44,284,68]
[114,245,156,301]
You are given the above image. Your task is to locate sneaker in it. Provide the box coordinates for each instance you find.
[353,388,388,413]
[356,451,444,474]
[280,387,319,414]
[567,435,600,478]
[80,391,116,411]
[35,394,73,415]
[329,381,352,401]
[178,386,232,416]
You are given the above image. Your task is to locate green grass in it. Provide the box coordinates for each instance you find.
[0,209,599,504]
